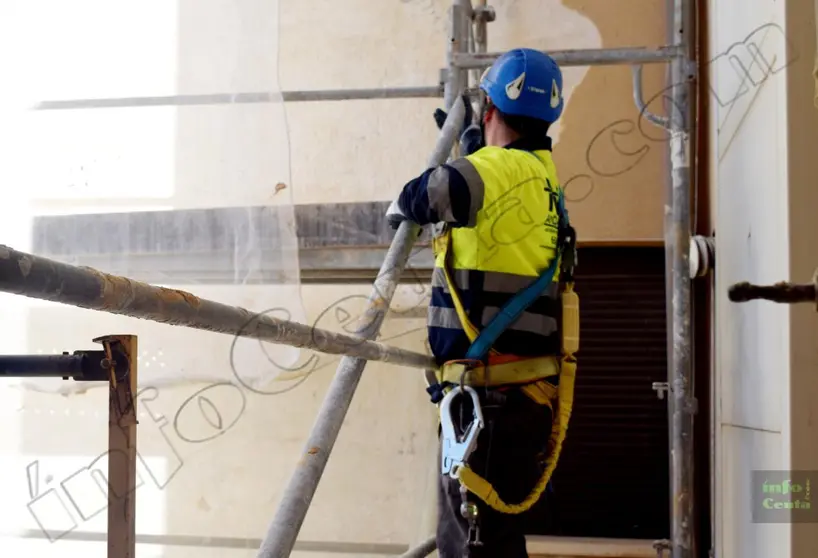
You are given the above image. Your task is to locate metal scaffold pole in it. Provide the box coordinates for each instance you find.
[28,49,683,113]
[667,0,697,555]
[0,245,436,370]
[453,45,682,69]
[31,86,446,110]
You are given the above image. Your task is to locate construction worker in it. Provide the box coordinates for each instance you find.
[386,48,578,558]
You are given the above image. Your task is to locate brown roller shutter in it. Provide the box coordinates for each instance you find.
[532,246,670,541]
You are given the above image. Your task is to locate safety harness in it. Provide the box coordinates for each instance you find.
[430,184,580,516]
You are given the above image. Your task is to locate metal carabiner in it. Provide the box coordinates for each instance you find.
[440,385,485,478]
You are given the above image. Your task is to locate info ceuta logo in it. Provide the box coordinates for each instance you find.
[762,478,812,510]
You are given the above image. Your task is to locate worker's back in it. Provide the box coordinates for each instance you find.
[428,136,563,365]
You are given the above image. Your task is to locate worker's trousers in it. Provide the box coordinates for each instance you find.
[436,387,554,558]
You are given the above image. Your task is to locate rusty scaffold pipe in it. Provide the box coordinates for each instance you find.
[728,271,818,308]
[0,244,436,370]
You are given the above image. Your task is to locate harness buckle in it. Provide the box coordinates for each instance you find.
[560,224,577,279]
[440,385,485,478]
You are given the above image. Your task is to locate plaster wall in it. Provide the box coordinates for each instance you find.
[710,0,818,556]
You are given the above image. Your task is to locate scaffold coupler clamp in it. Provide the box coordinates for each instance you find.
[440,385,485,547]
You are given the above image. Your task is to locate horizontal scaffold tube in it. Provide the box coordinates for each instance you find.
[0,354,84,378]
[454,45,683,69]
[0,245,436,370]
[398,537,436,558]
[31,86,444,111]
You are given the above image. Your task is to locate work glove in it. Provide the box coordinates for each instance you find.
[433,93,474,133]
[434,94,474,134]
[433,95,484,156]
[385,197,407,230]
[459,124,484,156]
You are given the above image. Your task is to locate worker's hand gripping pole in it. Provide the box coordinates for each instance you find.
[440,385,484,477]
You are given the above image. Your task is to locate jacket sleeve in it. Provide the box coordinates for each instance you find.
[396,157,486,228]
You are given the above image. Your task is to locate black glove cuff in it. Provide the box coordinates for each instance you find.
[459,125,484,156]
[433,108,447,130]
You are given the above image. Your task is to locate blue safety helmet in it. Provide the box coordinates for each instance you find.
[479,48,564,123]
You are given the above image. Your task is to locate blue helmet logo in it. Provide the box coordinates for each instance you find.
[479,48,564,123]
[505,71,526,100]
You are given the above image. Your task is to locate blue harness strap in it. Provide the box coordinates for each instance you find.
[465,189,569,362]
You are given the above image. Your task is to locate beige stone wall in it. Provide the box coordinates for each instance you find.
[281,0,668,241]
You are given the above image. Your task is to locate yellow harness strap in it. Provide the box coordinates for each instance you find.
[434,228,501,357]
[433,226,580,515]
[437,356,560,411]
[438,356,559,386]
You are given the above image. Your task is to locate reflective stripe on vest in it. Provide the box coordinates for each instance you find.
[430,267,560,337]
[428,146,563,348]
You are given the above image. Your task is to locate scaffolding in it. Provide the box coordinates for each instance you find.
[0,0,698,557]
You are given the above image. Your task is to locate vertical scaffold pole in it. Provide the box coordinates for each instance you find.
[100,335,139,558]
[444,1,469,110]
[667,0,696,555]
[470,0,492,100]
[254,7,469,556]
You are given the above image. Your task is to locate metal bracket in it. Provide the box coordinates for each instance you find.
[653,539,671,558]
[631,65,671,130]
[652,382,698,413]
[93,335,133,387]
[630,55,697,133]
[472,5,496,23]
[652,382,670,400]
[73,350,113,381]
[690,235,716,279]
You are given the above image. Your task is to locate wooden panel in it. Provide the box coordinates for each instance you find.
[527,536,656,558]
